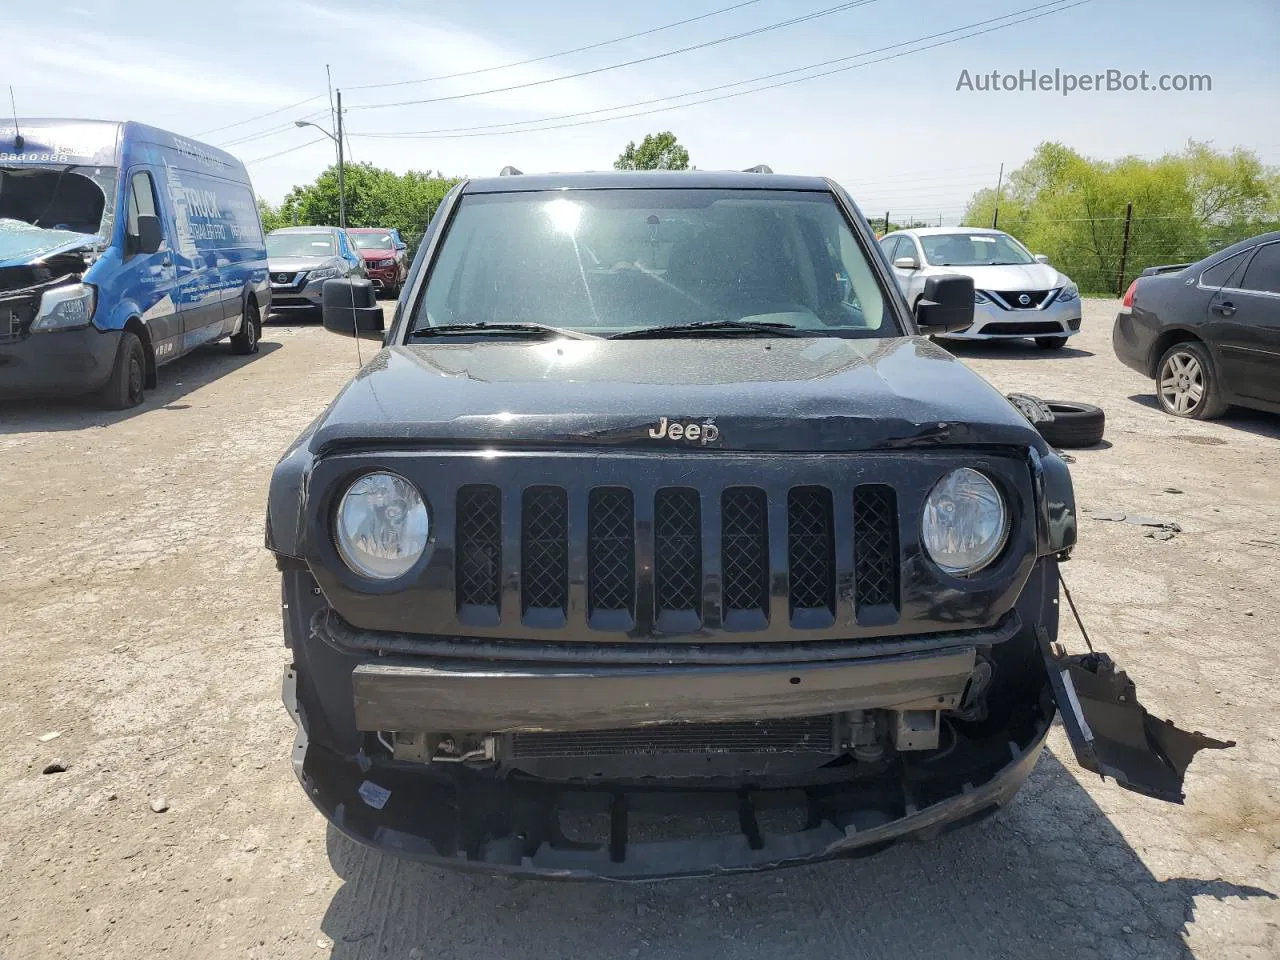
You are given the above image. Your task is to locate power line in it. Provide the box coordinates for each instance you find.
[194,95,326,137]
[244,137,329,165]
[215,108,330,149]
[345,0,769,91]
[348,0,1089,139]
[347,0,884,111]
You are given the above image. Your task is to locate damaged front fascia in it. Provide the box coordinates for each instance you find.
[1037,627,1233,802]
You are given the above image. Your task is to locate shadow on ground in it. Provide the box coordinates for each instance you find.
[316,751,1275,960]
[1126,395,1280,441]
[0,341,281,434]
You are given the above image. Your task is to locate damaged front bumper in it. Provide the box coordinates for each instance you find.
[280,586,1230,880]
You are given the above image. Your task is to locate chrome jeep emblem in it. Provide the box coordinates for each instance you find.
[648,417,720,444]
[1018,293,1031,306]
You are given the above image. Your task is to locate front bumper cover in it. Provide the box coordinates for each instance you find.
[0,324,120,398]
[942,296,1082,341]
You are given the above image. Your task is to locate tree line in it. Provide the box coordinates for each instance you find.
[961,141,1280,294]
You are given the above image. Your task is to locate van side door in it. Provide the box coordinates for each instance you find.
[121,169,181,361]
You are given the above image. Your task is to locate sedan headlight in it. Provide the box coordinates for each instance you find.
[307,266,340,282]
[1056,282,1079,303]
[334,472,430,580]
[921,468,1008,576]
[31,283,96,332]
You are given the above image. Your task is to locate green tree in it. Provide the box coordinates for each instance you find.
[615,132,690,171]
[961,141,1280,294]
[267,162,462,255]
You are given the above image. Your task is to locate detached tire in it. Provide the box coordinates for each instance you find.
[1035,336,1069,350]
[96,331,146,410]
[1035,400,1105,448]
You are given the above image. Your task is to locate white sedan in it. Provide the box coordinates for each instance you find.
[879,227,1082,349]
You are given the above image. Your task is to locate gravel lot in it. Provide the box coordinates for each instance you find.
[1,299,1277,960]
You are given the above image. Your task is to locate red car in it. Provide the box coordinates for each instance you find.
[347,228,408,298]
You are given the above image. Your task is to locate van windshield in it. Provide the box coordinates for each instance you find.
[267,232,337,257]
[415,189,895,338]
[0,164,118,237]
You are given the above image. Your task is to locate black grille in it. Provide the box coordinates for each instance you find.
[588,488,635,615]
[509,717,835,759]
[980,320,1063,336]
[722,488,768,616]
[272,272,294,284]
[521,487,568,613]
[455,485,501,610]
[787,487,834,614]
[990,289,1050,309]
[0,295,33,344]
[853,485,899,609]
[654,488,701,616]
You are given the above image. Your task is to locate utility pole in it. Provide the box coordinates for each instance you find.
[992,162,1004,229]
[884,210,890,235]
[335,89,347,231]
[1116,201,1134,297]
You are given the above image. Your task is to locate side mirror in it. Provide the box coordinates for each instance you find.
[915,274,974,335]
[893,255,919,271]
[136,214,164,255]
[321,278,385,340]
[1034,254,1050,264]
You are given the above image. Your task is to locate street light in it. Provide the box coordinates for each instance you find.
[294,96,346,230]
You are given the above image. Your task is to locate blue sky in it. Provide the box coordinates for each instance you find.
[6,0,1277,220]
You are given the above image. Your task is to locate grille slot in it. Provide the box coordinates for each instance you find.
[509,717,835,759]
[654,488,701,625]
[979,320,1063,336]
[455,485,501,613]
[722,487,769,624]
[853,485,899,612]
[588,488,635,619]
[521,486,568,618]
[787,487,835,621]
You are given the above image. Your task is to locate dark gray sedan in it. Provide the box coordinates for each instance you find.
[1114,231,1280,418]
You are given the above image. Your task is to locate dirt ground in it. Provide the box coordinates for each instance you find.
[1,299,1277,960]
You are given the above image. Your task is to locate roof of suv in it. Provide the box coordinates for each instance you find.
[269,226,343,234]
[462,170,832,194]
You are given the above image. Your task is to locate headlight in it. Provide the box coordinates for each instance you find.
[1056,282,1079,303]
[32,283,96,332]
[334,472,430,580]
[974,290,992,304]
[308,266,340,282]
[921,468,1008,576]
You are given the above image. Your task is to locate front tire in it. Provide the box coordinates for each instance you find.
[1155,341,1227,419]
[230,300,261,355]
[97,331,146,410]
[1035,336,1069,350]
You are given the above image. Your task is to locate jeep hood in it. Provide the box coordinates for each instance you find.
[307,336,1047,454]
[0,218,98,269]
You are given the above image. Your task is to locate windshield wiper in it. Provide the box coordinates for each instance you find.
[408,322,600,341]
[609,319,801,340]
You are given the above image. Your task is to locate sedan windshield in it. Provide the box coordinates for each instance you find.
[267,232,336,257]
[415,189,894,338]
[350,231,394,250]
[920,232,1034,266]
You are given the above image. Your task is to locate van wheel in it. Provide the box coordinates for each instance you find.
[97,331,146,410]
[231,300,260,355]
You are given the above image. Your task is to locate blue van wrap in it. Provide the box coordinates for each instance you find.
[1,119,270,400]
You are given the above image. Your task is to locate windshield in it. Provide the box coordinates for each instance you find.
[415,189,894,338]
[0,164,118,237]
[920,232,1034,266]
[267,232,336,257]
[350,231,394,250]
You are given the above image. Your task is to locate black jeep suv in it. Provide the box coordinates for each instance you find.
[266,170,1228,879]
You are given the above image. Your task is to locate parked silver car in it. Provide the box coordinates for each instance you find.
[266,226,366,313]
[880,228,1081,349]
